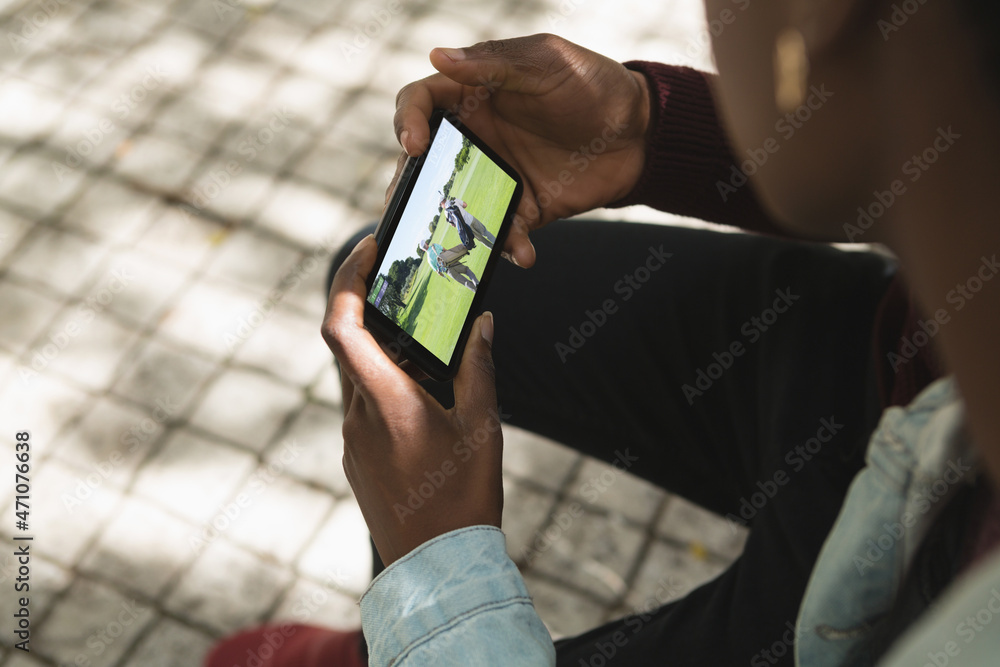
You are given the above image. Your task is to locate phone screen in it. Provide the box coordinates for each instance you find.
[366,115,518,365]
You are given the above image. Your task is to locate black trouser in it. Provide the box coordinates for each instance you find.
[327,219,895,665]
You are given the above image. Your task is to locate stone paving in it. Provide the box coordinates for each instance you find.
[0,0,747,664]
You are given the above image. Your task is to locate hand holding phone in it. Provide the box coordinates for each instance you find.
[364,109,523,381]
[321,236,502,566]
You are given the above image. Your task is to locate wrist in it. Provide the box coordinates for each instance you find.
[610,68,652,202]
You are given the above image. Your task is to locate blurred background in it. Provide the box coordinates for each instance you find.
[0,0,746,664]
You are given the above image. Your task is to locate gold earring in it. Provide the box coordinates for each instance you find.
[774,27,809,113]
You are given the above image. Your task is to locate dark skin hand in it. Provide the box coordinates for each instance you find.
[388,33,651,268]
[325,34,657,566]
[321,235,503,566]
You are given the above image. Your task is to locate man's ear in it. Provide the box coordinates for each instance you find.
[791,0,872,58]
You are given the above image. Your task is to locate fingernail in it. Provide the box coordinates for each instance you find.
[354,234,375,252]
[481,311,494,344]
[439,47,465,62]
[399,129,409,152]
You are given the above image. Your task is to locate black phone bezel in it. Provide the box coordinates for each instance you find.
[363,108,523,382]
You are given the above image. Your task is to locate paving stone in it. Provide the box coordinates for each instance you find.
[0,208,32,264]
[174,0,249,39]
[308,362,342,409]
[202,228,300,292]
[165,538,293,634]
[120,23,215,94]
[224,473,334,564]
[287,24,381,90]
[133,204,226,269]
[0,372,89,458]
[10,458,122,567]
[268,401,348,494]
[297,500,371,596]
[131,427,258,525]
[267,73,342,131]
[0,279,63,354]
[115,132,205,193]
[0,547,71,623]
[232,11,309,64]
[34,577,154,666]
[120,618,216,667]
[222,110,314,172]
[189,367,302,451]
[0,147,88,218]
[502,426,580,492]
[184,162,275,223]
[294,138,382,195]
[502,477,558,565]
[271,576,361,629]
[328,92,397,150]
[233,304,331,386]
[155,90,238,146]
[197,50,278,109]
[657,495,749,561]
[157,278,264,358]
[62,177,162,243]
[113,337,216,415]
[530,501,646,602]
[568,457,666,526]
[7,225,105,296]
[522,573,607,641]
[255,178,358,248]
[79,495,196,598]
[281,245,334,319]
[92,245,193,328]
[0,77,65,142]
[622,539,730,611]
[4,652,48,667]
[53,395,163,489]
[37,306,138,391]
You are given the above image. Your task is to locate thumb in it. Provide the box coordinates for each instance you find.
[430,34,573,94]
[453,312,498,420]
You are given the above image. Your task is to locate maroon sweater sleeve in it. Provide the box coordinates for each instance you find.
[610,61,785,236]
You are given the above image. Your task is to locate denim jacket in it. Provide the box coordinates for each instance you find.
[361,377,1000,666]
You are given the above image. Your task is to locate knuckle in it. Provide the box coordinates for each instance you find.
[476,38,509,57]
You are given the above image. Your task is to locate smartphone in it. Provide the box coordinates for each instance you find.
[364,109,523,381]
